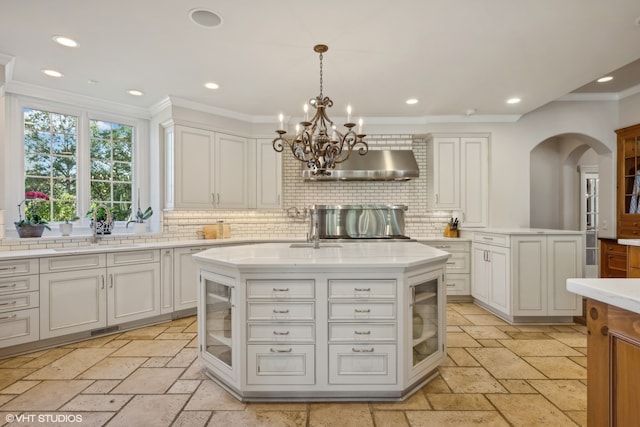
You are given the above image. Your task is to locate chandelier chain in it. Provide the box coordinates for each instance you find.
[319,52,323,99]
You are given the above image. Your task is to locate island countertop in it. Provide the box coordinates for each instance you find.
[567,278,640,315]
[193,241,450,269]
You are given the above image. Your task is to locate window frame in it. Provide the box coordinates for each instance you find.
[6,94,150,236]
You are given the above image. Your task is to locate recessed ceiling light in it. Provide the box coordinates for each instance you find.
[128,89,143,96]
[406,98,419,105]
[41,69,63,78]
[506,97,521,104]
[597,76,613,83]
[189,9,223,28]
[52,35,78,48]
[87,79,98,85]
[205,82,219,90]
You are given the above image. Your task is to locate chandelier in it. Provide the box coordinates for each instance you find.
[273,44,368,176]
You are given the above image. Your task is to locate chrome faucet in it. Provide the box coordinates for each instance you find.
[311,210,320,249]
[91,204,112,244]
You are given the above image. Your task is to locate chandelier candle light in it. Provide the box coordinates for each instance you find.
[273,44,368,176]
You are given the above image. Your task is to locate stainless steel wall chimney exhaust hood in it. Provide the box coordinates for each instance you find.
[302,150,419,181]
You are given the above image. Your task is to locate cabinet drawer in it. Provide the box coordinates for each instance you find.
[607,254,628,272]
[474,232,509,247]
[40,254,106,273]
[0,291,39,313]
[0,259,38,278]
[247,344,315,385]
[329,302,396,320]
[247,323,315,343]
[422,240,469,253]
[444,252,470,273]
[619,218,640,238]
[246,279,315,299]
[247,302,315,321]
[444,274,470,295]
[0,274,39,295]
[328,323,396,342]
[603,241,627,256]
[107,249,159,266]
[0,307,39,348]
[329,344,396,384]
[328,279,396,299]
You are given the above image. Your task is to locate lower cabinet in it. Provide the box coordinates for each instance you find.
[421,240,471,296]
[174,246,209,311]
[0,259,40,348]
[40,251,161,339]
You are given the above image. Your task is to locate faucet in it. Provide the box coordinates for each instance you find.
[91,204,112,244]
[311,210,320,249]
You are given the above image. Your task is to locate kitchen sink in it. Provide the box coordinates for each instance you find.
[289,243,343,248]
[53,244,141,252]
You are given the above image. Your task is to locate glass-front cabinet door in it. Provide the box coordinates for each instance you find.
[199,270,237,386]
[617,125,640,239]
[408,269,445,384]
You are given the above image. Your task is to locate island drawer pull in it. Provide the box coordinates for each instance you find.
[354,308,371,313]
[354,288,371,292]
[482,236,494,241]
[352,347,375,353]
[0,266,17,271]
[435,245,451,249]
[0,283,17,289]
[0,301,17,307]
[273,330,290,336]
[354,330,371,335]
[272,288,290,292]
[270,347,293,353]
[446,283,455,287]
[0,313,17,320]
[446,261,455,265]
[273,309,290,314]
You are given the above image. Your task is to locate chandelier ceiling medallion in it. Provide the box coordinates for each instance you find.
[273,44,368,176]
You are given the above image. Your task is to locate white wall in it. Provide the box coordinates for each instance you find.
[620,91,640,129]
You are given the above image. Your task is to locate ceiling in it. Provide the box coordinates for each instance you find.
[1,0,640,122]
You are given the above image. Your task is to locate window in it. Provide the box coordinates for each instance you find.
[23,108,78,222]
[89,120,133,221]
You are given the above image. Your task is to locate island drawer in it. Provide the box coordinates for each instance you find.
[329,344,397,384]
[247,302,315,321]
[0,275,39,295]
[0,307,40,348]
[0,291,39,313]
[0,259,38,278]
[328,302,396,320]
[246,279,315,299]
[328,279,396,299]
[247,344,315,385]
[247,323,315,343]
[328,323,396,342]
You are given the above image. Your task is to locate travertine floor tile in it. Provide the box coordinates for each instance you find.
[82,380,120,394]
[110,367,184,394]
[464,314,508,326]
[0,380,40,394]
[545,332,587,347]
[1,380,92,410]
[371,391,430,410]
[466,347,545,379]
[0,368,37,390]
[488,394,579,426]
[106,394,189,427]
[246,402,308,411]
[19,348,75,369]
[420,375,451,393]
[438,367,507,393]
[372,410,409,427]
[78,356,147,379]
[166,347,198,368]
[523,357,587,379]
[565,410,587,427]
[446,311,473,326]
[427,393,493,410]
[180,359,208,380]
[184,379,246,411]
[172,410,211,427]
[61,394,132,411]
[309,403,373,427]
[168,379,202,394]
[157,332,197,340]
[570,355,588,367]
[500,339,583,357]
[209,408,307,427]
[477,339,504,347]
[26,348,116,380]
[499,379,537,393]
[460,325,511,339]
[449,303,491,315]
[447,332,481,348]
[446,348,480,366]
[142,356,172,367]
[117,326,168,340]
[110,340,189,357]
[527,379,587,410]
[405,410,510,426]
[506,332,550,340]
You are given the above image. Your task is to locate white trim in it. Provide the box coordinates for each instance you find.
[619,83,640,100]
[557,92,620,102]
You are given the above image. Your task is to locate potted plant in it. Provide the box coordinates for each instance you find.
[86,204,114,235]
[58,199,79,236]
[14,190,51,238]
[127,206,153,234]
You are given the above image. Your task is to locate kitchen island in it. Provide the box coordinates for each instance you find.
[567,278,640,426]
[193,242,450,401]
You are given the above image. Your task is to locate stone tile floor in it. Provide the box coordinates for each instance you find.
[0,303,587,426]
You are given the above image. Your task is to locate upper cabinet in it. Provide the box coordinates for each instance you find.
[165,125,277,210]
[427,135,489,228]
[617,124,640,238]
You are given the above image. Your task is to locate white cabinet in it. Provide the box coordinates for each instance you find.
[0,259,40,348]
[256,138,282,209]
[422,240,471,296]
[174,246,209,312]
[160,249,174,314]
[472,231,583,322]
[427,135,489,228]
[40,250,161,338]
[165,125,249,210]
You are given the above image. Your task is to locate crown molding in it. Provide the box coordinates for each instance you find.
[557,92,620,102]
[620,83,640,100]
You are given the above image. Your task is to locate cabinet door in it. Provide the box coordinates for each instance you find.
[471,245,490,303]
[512,237,546,315]
[160,249,174,314]
[460,137,488,228]
[174,247,206,311]
[256,138,282,209]
[174,126,216,208]
[547,235,582,315]
[107,263,161,325]
[40,269,106,338]
[431,137,460,209]
[488,246,510,313]
[215,133,249,209]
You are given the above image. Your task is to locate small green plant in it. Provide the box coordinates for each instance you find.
[86,205,111,221]
[15,191,51,230]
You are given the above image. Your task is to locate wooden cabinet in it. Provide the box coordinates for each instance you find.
[427,135,489,228]
[600,238,628,278]
[165,125,249,210]
[628,246,640,278]
[0,259,40,348]
[256,138,282,209]
[422,240,471,297]
[616,123,640,239]
[586,298,640,426]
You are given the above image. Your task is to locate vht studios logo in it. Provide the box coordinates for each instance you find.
[6,413,83,423]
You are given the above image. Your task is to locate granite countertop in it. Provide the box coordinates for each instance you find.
[193,241,451,269]
[567,278,640,315]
